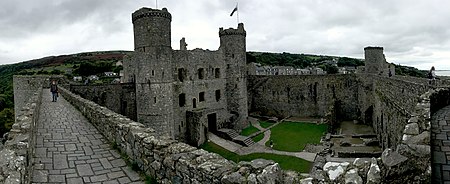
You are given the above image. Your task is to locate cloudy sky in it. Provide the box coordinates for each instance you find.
[0,0,449,70]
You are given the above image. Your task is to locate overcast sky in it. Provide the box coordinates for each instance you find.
[0,0,449,70]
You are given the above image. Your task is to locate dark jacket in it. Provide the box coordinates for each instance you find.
[50,84,58,93]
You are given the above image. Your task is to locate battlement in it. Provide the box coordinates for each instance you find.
[132,7,172,23]
[364,46,384,50]
[219,23,246,37]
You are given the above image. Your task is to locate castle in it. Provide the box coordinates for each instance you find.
[121,8,248,146]
[9,6,449,183]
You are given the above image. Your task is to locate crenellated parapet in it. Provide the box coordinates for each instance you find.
[219,23,246,37]
[132,7,172,23]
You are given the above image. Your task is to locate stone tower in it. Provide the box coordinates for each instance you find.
[364,46,388,76]
[219,23,249,130]
[132,7,171,51]
[130,7,175,137]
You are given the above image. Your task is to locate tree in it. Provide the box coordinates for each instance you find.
[318,64,339,74]
[0,108,14,137]
[50,69,63,75]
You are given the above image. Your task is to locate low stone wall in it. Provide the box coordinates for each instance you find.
[69,83,137,121]
[0,87,43,183]
[430,88,450,115]
[59,86,300,183]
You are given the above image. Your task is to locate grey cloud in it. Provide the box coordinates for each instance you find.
[1,0,450,70]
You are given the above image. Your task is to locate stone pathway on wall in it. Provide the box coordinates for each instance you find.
[432,105,450,183]
[32,89,143,184]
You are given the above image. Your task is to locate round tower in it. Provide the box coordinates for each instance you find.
[132,7,172,51]
[364,46,385,75]
[219,23,246,53]
[219,23,248,130]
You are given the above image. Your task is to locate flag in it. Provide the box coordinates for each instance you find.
[230,6,238,16]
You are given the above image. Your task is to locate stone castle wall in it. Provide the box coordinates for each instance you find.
[365,75,432,149]
[248,75,360,120]
[123,8,249,144]
[1,76,45,183]
[248,74,432,150]
[59,86,300,183]
[69,83,137,121]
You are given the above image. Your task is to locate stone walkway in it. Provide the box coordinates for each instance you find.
[32,89,143,184]
[432,105,450,184]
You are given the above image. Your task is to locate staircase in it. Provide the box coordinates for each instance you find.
[217,128,239,140]
[217,129,255,147]
[242,137,256,146]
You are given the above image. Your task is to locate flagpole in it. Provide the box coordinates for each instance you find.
[236,2,240,24]
[156,0,158,9]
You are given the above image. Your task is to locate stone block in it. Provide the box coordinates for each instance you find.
[403,131,430,145]
[381,148,408,167]
[344,169,363,184]
[403,123,419,135]
[366,158,381,184]
[256,163,282,184]
[323,162,349,181]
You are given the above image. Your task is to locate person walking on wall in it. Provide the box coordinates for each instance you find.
[428,66,436,85]
[50,80,58,102]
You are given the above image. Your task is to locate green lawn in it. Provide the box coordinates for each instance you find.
[240,124,260,136]
[259,121,274,129]
[266,121,328,152]
[200,141,312,173]
[252,133,264,142]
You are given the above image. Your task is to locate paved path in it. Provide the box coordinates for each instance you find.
[432,105,450,184]
[208,133,316,162]
[32,89,143,184]
[249,118,271,145]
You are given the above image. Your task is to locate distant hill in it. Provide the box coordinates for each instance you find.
[0,50,428,137]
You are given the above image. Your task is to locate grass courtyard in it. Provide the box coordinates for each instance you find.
[200,141,312,173]
[240,124,259,136]
[266,121,328,152]
[259,121,274,128]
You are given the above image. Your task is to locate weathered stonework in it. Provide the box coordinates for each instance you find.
[70,83,137,121]
[59,86,294,183]
[1,76,44,183]
[120,7,248,146]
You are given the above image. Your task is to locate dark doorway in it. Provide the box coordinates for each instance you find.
[120,101,127,115]
[365,106,374,125]
[207,113,217,132]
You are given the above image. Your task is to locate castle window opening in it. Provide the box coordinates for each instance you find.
[198,68,205,79]
[178,68,185,82]
[215,68,220,78]
[179,93,186,107]
[193,98,197,108]
[199,92,205,102]
[151,70,155,76]
[154,97,157,104]
[215,90,221,102]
